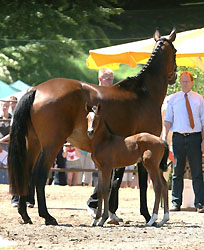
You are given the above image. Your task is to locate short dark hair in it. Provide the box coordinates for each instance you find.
[180,71,193,81]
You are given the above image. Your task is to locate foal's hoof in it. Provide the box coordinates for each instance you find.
[91,219,99,227]
[98,221,104,227]
[45,218,58,226]
[146,221,157,227]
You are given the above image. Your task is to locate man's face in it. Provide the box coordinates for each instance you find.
[180,73,193,93]
[100,72,114,86]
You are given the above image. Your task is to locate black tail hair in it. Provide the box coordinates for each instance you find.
[8,90,36,195]
[159,141,169,172]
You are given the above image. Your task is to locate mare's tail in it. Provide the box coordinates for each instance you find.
[159,141,169,172]
[8,90,36,196]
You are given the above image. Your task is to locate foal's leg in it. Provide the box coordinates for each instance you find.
[138,162,151,222]
[92,171,103,226]
[35,150,58,225]
[157,174,169,227]
[98,169,112,227]
[146,167,162,226]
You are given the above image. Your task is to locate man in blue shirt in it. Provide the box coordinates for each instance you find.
[163,71,204,213]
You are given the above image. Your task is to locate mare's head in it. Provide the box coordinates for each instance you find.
[152,28,177,85]
[85,103,101,140]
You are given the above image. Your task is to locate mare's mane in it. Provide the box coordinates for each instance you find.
[114,38,170,96]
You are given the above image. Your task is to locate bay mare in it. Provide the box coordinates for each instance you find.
[86,103,169,227]
[8,29,177,225]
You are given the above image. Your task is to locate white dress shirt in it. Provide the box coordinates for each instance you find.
[164,90,204,133]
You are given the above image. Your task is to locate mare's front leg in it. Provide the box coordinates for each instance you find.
[138,162,151,223]
[98,169,112,227]
[18,196,32,224]
[35,152,58,225]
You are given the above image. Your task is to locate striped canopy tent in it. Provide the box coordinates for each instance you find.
[86,27,204,71]
[0,80,20,99]
[10,80,30,91]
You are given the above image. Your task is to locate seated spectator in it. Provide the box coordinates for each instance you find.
[62,142,82,186]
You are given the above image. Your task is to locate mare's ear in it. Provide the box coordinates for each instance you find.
[153,28,160,41]
[85,102,92,112]
[169,28,176,42]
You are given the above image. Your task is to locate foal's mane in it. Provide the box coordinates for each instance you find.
[115,38,170,96]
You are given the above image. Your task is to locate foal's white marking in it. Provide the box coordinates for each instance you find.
[87,111,95,120]
[157,212,169,227]
[87,111,95,132]
[146,213,158,226]
[146,212,169,227]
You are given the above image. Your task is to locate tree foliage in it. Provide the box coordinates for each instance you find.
[0,0,123,85]
[1,0,204,97]
[167,67,204,96]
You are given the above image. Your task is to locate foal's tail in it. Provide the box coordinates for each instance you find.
[8,90,36,196]
[159,141,169,172]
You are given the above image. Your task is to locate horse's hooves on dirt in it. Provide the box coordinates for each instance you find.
[19,218,33,224]
[146,221,157,227]
[98,222,104,227]
[45,218,58,226]
[91,219,99,227]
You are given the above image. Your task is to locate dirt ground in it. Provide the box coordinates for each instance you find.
[0,184,204,250]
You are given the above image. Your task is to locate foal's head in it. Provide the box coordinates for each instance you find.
[86,103,101,140]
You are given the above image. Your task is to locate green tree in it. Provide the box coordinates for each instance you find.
[0,0,123,85]
[167,67,204,96]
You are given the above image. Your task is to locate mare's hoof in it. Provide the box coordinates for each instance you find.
[45,218,58,225]
[19,218,33,224]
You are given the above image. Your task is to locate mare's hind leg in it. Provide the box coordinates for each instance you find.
[18,196,32,224]
[17,131,40,225]
[34,150,58,225]
[138,162,151,223]
[157,174,169,227]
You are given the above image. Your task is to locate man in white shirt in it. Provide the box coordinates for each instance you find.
[163,71,204,213]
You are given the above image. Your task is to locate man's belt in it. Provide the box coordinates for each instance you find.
[174,132,201,137]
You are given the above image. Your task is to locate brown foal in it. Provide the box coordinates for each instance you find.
[86,103,169,227]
